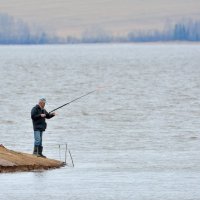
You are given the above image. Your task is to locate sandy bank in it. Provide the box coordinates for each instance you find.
[0,145,64,173]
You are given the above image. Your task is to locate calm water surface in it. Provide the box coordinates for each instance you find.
[0,44,200,200]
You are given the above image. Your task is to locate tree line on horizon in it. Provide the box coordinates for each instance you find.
[0,13,200,44]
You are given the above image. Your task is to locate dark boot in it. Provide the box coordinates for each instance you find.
[33,146,39,155]
[39,146,46,158]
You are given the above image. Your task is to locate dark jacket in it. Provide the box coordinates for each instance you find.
[31,105,54,131]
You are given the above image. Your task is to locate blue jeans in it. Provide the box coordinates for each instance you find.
[34,131,43,146]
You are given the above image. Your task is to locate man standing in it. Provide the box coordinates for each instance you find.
[31,98,56,158]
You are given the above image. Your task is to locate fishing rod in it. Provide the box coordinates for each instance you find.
[49,89,98,113]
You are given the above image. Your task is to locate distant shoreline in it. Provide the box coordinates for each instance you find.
[0,41,200,45]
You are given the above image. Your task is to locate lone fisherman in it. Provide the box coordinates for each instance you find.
[31,98,56,158]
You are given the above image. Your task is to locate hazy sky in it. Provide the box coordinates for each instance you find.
[0,0,200,36]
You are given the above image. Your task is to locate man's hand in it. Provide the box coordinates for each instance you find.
[41,114,46,117]
[51,112,57,116]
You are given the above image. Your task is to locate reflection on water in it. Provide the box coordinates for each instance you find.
[0,44,200,200]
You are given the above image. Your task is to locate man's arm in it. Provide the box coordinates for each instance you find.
[45,110,55,119]
[31,107,41,120]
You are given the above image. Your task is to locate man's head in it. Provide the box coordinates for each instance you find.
[38,98,46,109]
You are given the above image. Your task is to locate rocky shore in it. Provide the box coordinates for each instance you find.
[0,145,64,173]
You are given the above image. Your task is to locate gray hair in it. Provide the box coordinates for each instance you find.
[39,98,46,103]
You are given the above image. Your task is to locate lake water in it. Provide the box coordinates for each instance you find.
[0,44,200,200]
